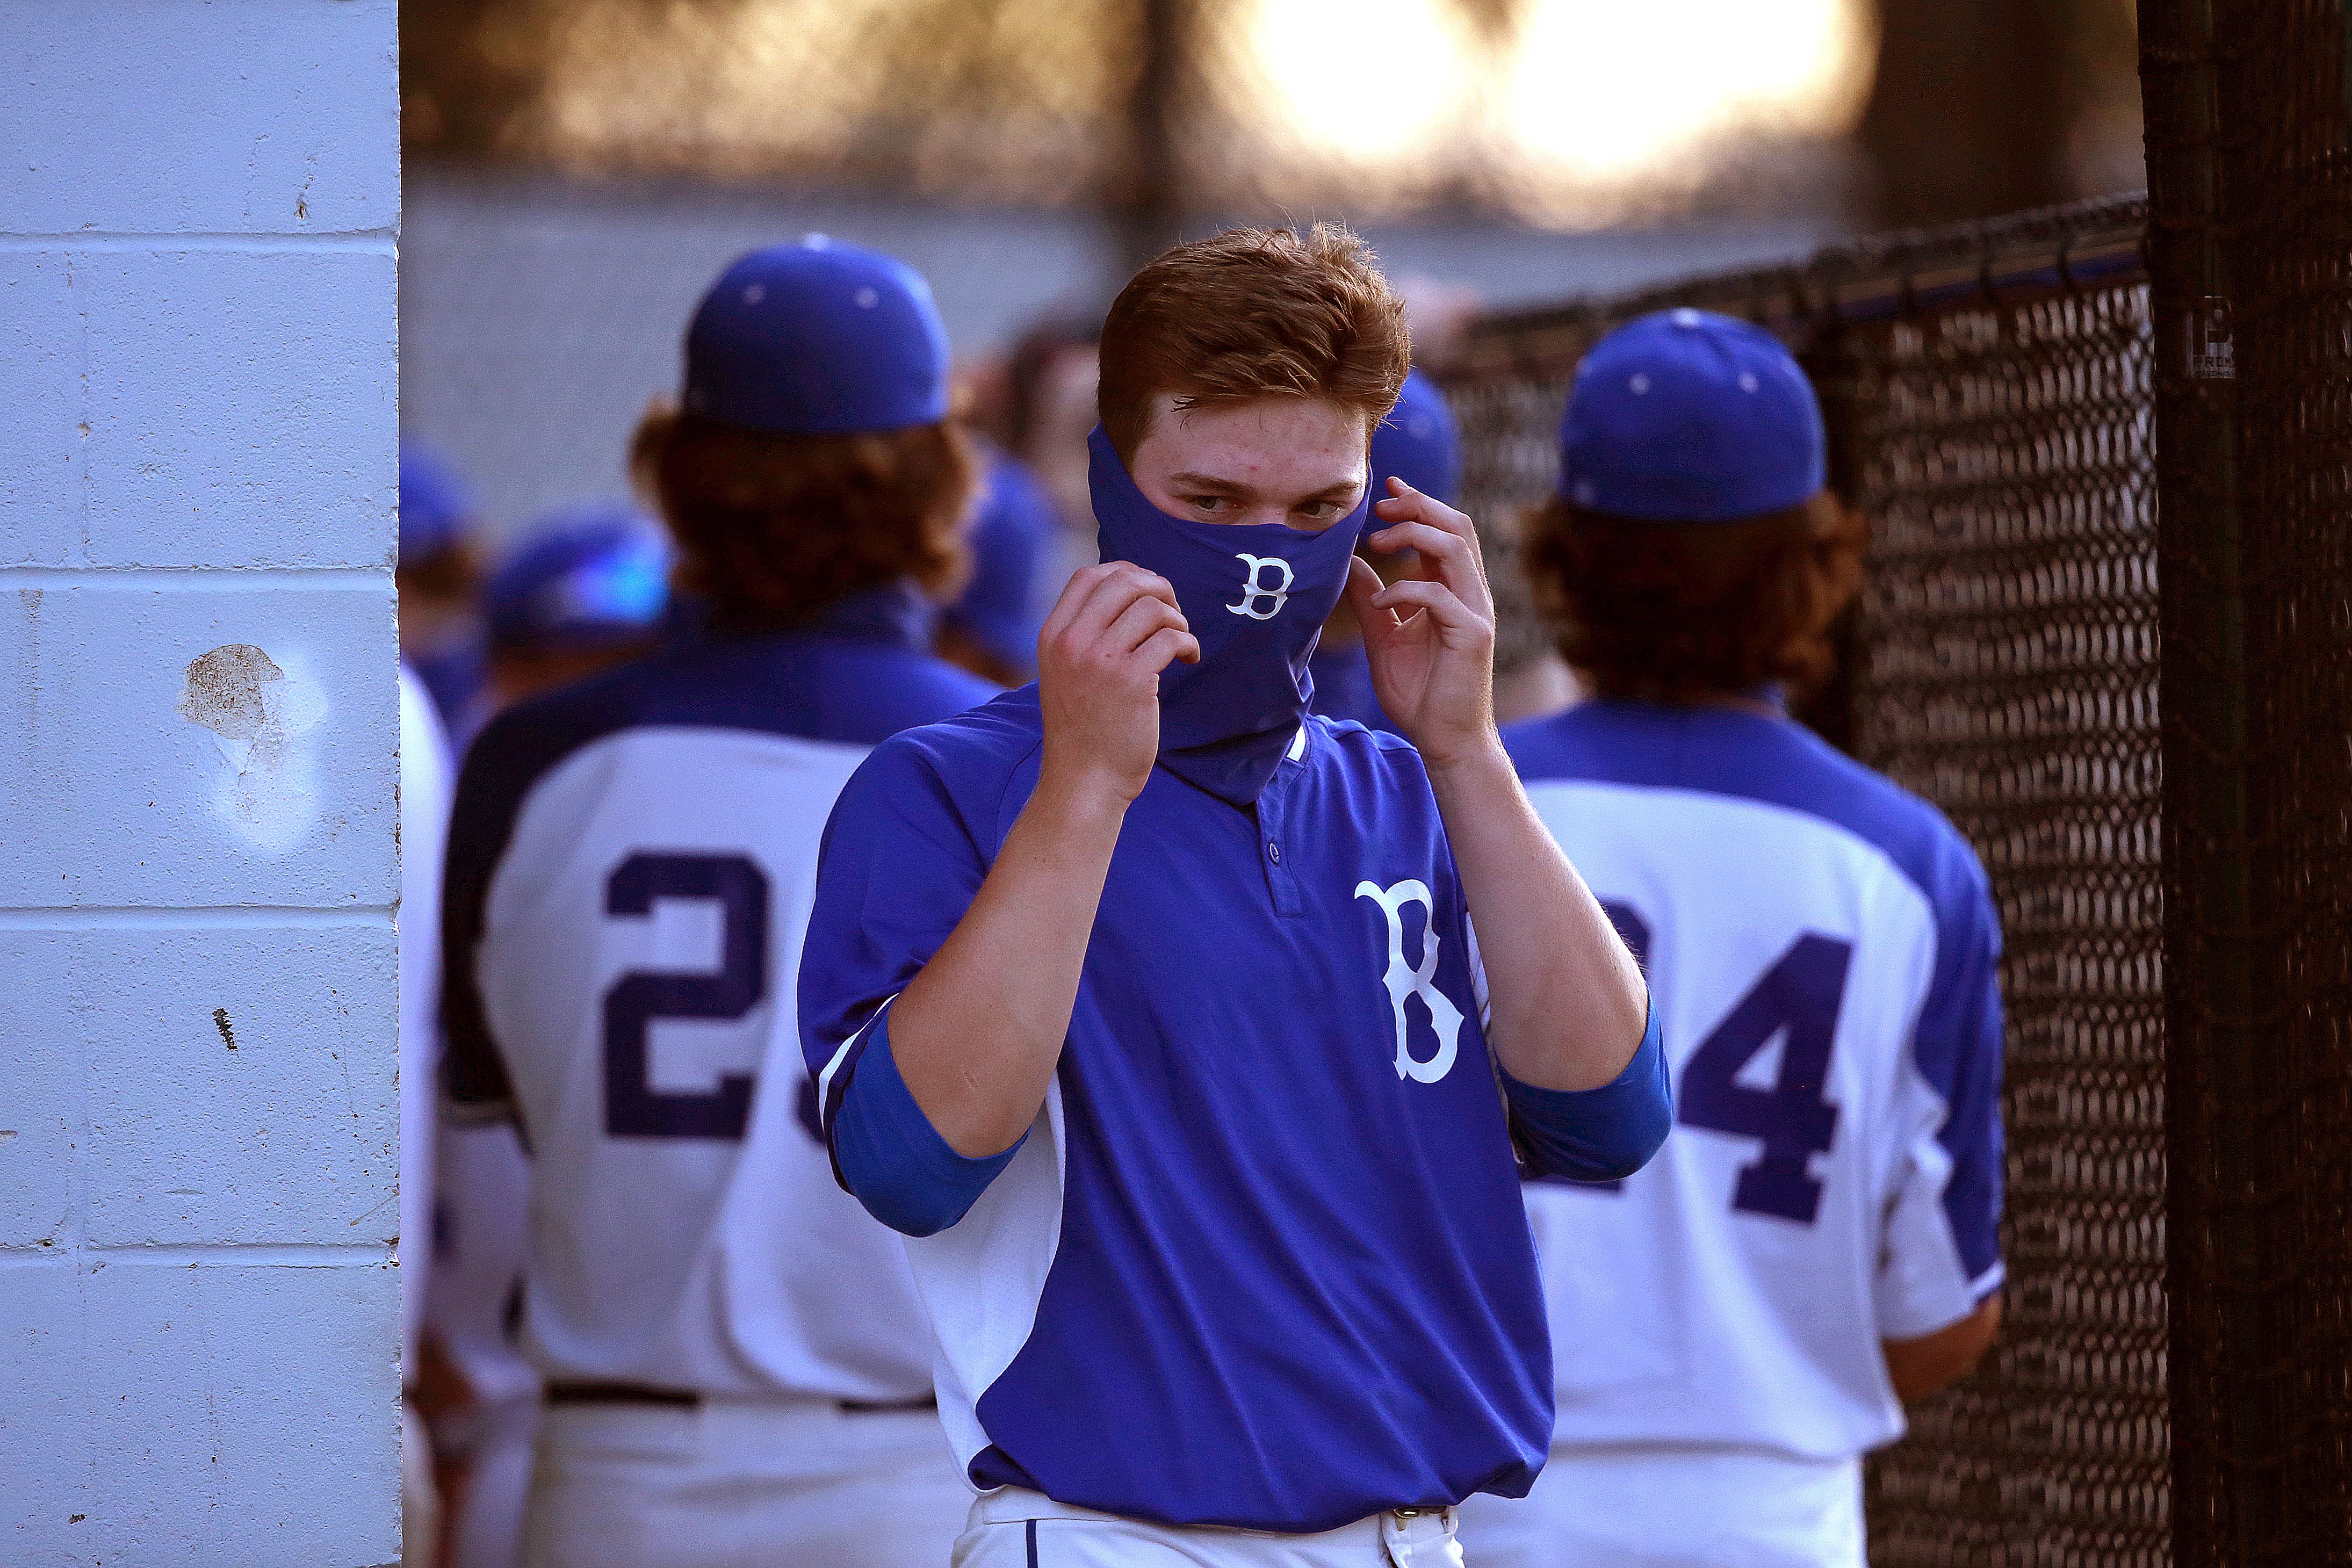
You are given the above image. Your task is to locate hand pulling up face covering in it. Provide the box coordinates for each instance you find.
[1088,424,1367,804]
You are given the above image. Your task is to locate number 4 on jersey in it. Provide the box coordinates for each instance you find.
[1677,934,1851,1224]
[1591,901,1852,1225]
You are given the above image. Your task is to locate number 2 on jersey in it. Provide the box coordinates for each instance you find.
[1597,900,1852,1224]
[602,852,769,1139]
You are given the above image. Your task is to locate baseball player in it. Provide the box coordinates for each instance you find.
[481,501,674,711]
[938,447,1057,685]
[399,444,490,740]
[440,237,997,1568]
[798,225,1671,1567]
[423,1106,539,1568]
[1309,365,1461,734]
[421,501,673,1568]
[400,662,455,1568]
[1454,309,2007,1568]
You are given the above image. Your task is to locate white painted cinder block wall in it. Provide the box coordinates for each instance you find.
[0,3,403,1563]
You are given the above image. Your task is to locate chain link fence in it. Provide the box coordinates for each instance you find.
[1448,194,2171,1565]
[2139,3,2352,1561]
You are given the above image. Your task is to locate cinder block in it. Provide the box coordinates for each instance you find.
[0,583,397,907]
[75,247,396,568]
[0,938,83,1248]
[0,927,399,1248]
[0,0,398,237]
[0,254,84,566]
[1,1256,399,1567]
[0,1263,99,1563]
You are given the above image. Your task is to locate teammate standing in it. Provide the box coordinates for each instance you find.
[1454,310,2005,1568]
[423,500,673,1568]
[938,449,1056,685]
[400,662,455,1568]
[799,226,1671,1567]
[480,501,674,710]
[441,237,996,1568]
[399,444,491,740]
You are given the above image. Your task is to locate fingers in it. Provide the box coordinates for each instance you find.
[1105,589,1189,658]
[1041,561,1195,689]
[1043,563,1184,655]
[1344,553,1409,660]
[1367,576,1495,648]
[1343,554,1389,631]
[1135,625,1203,670]
[1037,561,1109,640]
[1367,483,1489,609]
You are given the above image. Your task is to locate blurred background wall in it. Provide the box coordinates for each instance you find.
[398,0,2146,537]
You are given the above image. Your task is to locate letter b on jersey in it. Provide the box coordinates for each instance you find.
[1355,878,1463,1083]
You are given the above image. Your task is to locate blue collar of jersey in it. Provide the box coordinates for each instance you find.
[806,579,939,650]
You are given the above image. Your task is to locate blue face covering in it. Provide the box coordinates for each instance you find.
[1088,424,1367,804]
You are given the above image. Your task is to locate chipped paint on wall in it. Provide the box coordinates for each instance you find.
[175,643,330,854]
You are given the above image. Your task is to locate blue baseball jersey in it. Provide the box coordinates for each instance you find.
[798,694,1668,1534]
[441,584,998,1399]
[1504,700,2005,1461]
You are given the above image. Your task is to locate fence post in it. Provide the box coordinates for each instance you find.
[2141,0,2352,1558]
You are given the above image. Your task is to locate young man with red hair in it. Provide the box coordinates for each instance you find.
[799,226,1669,1566]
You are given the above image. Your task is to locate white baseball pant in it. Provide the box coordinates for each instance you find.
[952,1488,1465,1568]
[520,1398,969,1568]
[1451,1446,1864,1568]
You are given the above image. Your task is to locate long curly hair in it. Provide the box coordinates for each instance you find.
[630,407,977,634]
[1520,492,1868,703]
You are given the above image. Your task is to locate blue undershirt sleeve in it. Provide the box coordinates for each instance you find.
[831,1005,1025,1238]
[1502,1005,1672,1182]
[802,729,1038,1237]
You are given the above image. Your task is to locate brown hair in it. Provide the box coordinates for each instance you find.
[1098,225,1410,463]
[630,408,977,634]
[1521,492,1867,703]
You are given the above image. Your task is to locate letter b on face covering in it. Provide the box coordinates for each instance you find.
[1227,554,1295,620]
[1354,879,1464,1083]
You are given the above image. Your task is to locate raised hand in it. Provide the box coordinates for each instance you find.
[1347,479,1499,769]
[1036,562,1200,806]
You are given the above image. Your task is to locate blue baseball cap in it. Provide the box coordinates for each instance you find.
[1366,367,1461,534]
[399,443,476,564]
[682,237,953,436]
[485,503,672,652]
[1557,308,1825,522]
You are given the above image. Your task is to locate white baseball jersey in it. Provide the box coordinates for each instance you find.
[1503,699,2005,1462]
[441,588,998,1399]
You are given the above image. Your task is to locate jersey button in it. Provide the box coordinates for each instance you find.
[1266,842,1282,864]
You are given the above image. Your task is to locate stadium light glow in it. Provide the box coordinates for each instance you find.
[1503,0,1875,185]
[1245,0,1475,165]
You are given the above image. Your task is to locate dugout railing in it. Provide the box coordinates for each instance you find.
[1447,194,2173,1567]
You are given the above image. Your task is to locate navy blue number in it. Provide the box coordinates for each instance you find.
[602,853,768,1139]
[1677,934,1852,1223]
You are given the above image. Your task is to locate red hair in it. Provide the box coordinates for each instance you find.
[1098,225,1410,462]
